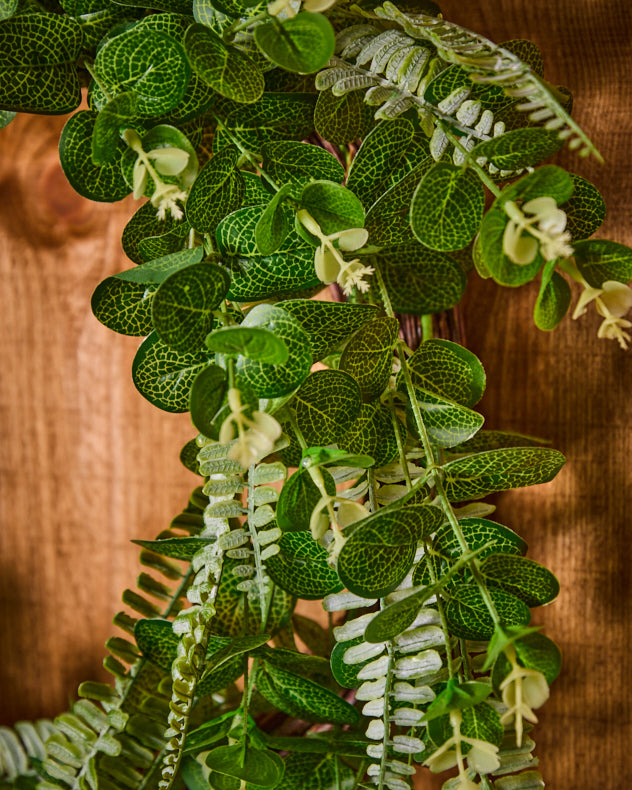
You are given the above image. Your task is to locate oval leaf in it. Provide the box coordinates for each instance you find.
[293,370,362,445]
[266,532,343,600]
[254,12,335,74]
[339,317,399,402]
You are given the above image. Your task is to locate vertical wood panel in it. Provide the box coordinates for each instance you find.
[0,2,630,788]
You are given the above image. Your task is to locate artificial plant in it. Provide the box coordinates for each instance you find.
[0,2,631,790]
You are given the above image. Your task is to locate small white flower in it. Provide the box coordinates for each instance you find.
[219,388,282,470]
[499,644,549,747]
[337,259,375,296]
[502,197,573,265]
[572,279,632,350]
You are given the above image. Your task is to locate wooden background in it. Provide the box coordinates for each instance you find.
[1,1,630,787]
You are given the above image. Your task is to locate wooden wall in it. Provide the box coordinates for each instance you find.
[1,1,630,787]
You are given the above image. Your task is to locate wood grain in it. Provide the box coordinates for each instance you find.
[0,2,630,788]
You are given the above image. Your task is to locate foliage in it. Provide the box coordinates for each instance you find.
[1,2,630,790]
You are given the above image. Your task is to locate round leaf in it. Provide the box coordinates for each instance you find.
[300,180,365,237]
[276,467,337,533]
[254,12,335,74]
[293,370,362,445]
[189,364,228,436]
[206,745,284,788]
[206,326,289,364]
[266,532,343,600]
[445,585,531,641]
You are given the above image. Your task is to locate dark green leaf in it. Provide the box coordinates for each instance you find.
[410,162,484,252]
[122,200,189,264]
[260,733,367,759]
[257,663,358,725]
[132,332,210,412]
[255,187,293,255]
[151,263,230,352]
[274,750,355,790]
[0,14,82,113]
[337,505,443,598]
[364,586,440,643]
[422,679,493,722]
[207,327,287,365]
[338,402,401,468]
[181,756,208,790]
[202,634,271,680]
[572,239,632,288]
[301,446,374,470]
[91,277,155,336]
[339,317,399,402]
[563,174,606,241]
[432,517,527,563]
[534,268,571,331]
[314,88,375,146]
[406,339,486,408]
[187,145,245,234]
[445,584,531,640]
[291,614,329,657]
[134,618,180,670]
[92,92,138,166]
[0,109,15,127]
[411,389,484,449]
[234,304,311,397]
[257,645,329,681]
[184,712,236,756]
[442,448,566,501]
[293,370,362,445]
[189,364,228,436]
[185,23,264,103]
[94,27,189,116]
[377,243,466,314]
[451,429,548,454]
[365,165,426,246]
[280,300,379,362]
[300,180,365,236]
[276,467,336,533]
[215,93,316,154]
[115,247,205,285]
[261,141,345,191]
[480,554,559,607]
[254,12,335,74]
[206,745,284,788]
[0,0,16,21]
[60,111,130,202]
[472,128,563,170]
[330,635,373,689]
[132,536,213,560]
[180,437,202,474]
[266,532,343,600]
[346,118,415,208]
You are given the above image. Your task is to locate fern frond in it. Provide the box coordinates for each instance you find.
[0,720,57,786]
[373,2,601,160]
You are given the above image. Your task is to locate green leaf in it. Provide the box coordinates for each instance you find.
[410,162,484,252]
[442,448,566,501]
[115,247,205,285]
[314,88,375,146]
[132,332,210,412]
[301,446,375,470]
[0,13,82,113]
[184,712,236,757]
[187,145,245,235]
[291,614,329,657]
[122,200,189,264]
[300,180,365,236]
[60,111,130,202]
[534,268,571,331]
[131,536,213,560]
[274,750,355,790]
[206,745,284,788]
[280,300,379,363]
[451,429,548,454]
[572,239,632,288]
[337,505,443,598]
[215,93,316,154]
[432,517,527,563]
[422,679,493,723]
[0,0,16,21]
[181,756,208,790]
[94,27,189,116]
[338,402,401,468]
[410,389,485,449]
[339,317,399,402]
[234,304,311,397]
[480,554,559,607]
[207,327,287,365]
[185,23,264,103]
[346,118,415,208]
[293,370,362,445]
[189,364,228,436]
[257,663,358,725]
[0,109,15,127]
[330,635,373,690]
[472,128,564,170]
[276,467,336,533]
[91,277,155,336]
[406,339,486,408]
[254,12,335,74]
[266,532,343,600]
[376,243,466,314]
[257,645,330,682]
[202,634,271,680]
[255,186,293,256]
[260,733,367,759]
[445,585,531,640]
[151,263,230,353]
[261,141,345,192]
[365,165,426,246]
[217,206,320,301]
[134,618,180,670]
[563,174,606,241]
[92,92,139,166]
[364,588,440,643]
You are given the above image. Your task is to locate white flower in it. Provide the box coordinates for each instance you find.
[499,644,549,747]
[503,197,573,265]
[337,259,375,296]
[572,279,632,349]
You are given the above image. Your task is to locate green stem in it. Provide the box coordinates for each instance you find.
[222,9,268,40]
[386,390,413,491]
[83,61,113,102]
[377,640,395,790]
[421,314,434,342]
[209,111,281,192]
[247,462,268,625]
[422,540,457,680]
[368,468,378,513]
